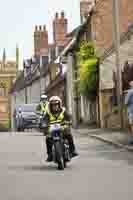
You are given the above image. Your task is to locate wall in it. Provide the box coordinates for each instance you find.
[92,0,133,51]
[30,80,41,103]
[15,89,25,105]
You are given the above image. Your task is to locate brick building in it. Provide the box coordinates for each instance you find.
[80,0,133,50]
[92,0,133,50]
[61,0,133,127]
[87,0,133,128]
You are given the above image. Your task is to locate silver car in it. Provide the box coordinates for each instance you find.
[14,104,38,131]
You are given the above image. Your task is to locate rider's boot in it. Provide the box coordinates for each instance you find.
[46,137,53,162]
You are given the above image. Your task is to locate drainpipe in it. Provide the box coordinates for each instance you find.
[112,0,123,128]
[25,86,28,104]
[67,53,77,128]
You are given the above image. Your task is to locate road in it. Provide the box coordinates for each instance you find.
[0,131,133,199]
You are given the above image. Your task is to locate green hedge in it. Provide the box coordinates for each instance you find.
[77,42,98,99]
[0,120,11,132]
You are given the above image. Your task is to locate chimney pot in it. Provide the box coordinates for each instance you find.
[35,25,38,31]
[39,25,42,31]
[55,12,58,18]
[61,11,65,18]
[43,25,46,31]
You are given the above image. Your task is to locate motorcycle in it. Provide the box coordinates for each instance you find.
[48,122,71,170]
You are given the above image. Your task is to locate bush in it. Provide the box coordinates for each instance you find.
[77,42,98,99]
[0,120,10,132]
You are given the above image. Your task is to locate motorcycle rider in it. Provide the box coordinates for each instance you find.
[44,96,78,162]
[36,94,48,113]
[36,94,48,129]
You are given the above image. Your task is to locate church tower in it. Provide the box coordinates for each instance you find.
[2,48,6,68]
[16,44,19,70]
[0,46,18,129]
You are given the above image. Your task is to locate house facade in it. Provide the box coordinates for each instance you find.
[78,0,133,128]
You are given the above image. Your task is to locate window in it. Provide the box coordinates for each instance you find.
[0,87,6,96]
[0,104,7,113]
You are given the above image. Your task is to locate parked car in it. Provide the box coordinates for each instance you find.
[14,104,38,131]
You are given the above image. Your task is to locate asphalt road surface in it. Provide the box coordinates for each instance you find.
[0,131,133,200]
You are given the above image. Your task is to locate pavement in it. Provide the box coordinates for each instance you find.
[74,126,133,152]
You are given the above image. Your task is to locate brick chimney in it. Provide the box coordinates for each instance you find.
[34,25,48,57]
[53,11,68,46]
[80,0,95,24]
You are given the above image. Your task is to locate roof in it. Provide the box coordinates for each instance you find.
[61,14,92,56]
[10,71,25,93]
[10,62,50,94]
[66,25,82,38]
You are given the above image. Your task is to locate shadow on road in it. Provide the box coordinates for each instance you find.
[14,133,44,137]
[8,164,58,172]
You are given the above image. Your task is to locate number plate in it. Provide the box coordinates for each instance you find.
[50,124,61,132]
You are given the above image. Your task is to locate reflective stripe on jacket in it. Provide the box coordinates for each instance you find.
[46,108,67,135]
[47,108,65,124]
[40,102,48,113]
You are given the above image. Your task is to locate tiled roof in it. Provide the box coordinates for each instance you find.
[10,62,50,93]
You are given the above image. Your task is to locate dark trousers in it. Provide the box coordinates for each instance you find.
[46,132,75,155]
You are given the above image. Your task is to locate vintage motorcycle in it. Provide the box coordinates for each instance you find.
[45,122,71,170]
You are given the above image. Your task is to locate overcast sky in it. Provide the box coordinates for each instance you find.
[0,0,80,66]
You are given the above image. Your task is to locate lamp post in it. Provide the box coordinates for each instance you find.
[112,0,123,128]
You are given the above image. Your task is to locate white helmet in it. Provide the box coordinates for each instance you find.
[18,107,22,113]
[49,96,62,108]
[41,94,48,101]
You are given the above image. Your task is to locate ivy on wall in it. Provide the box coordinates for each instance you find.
[76,42,98,100]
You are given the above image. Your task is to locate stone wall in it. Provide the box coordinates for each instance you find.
[99,90,129,129]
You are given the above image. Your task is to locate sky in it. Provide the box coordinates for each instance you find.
[0,0,80,67]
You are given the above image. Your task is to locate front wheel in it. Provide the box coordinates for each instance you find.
[58,157,65,170]
[54,141,64,170]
